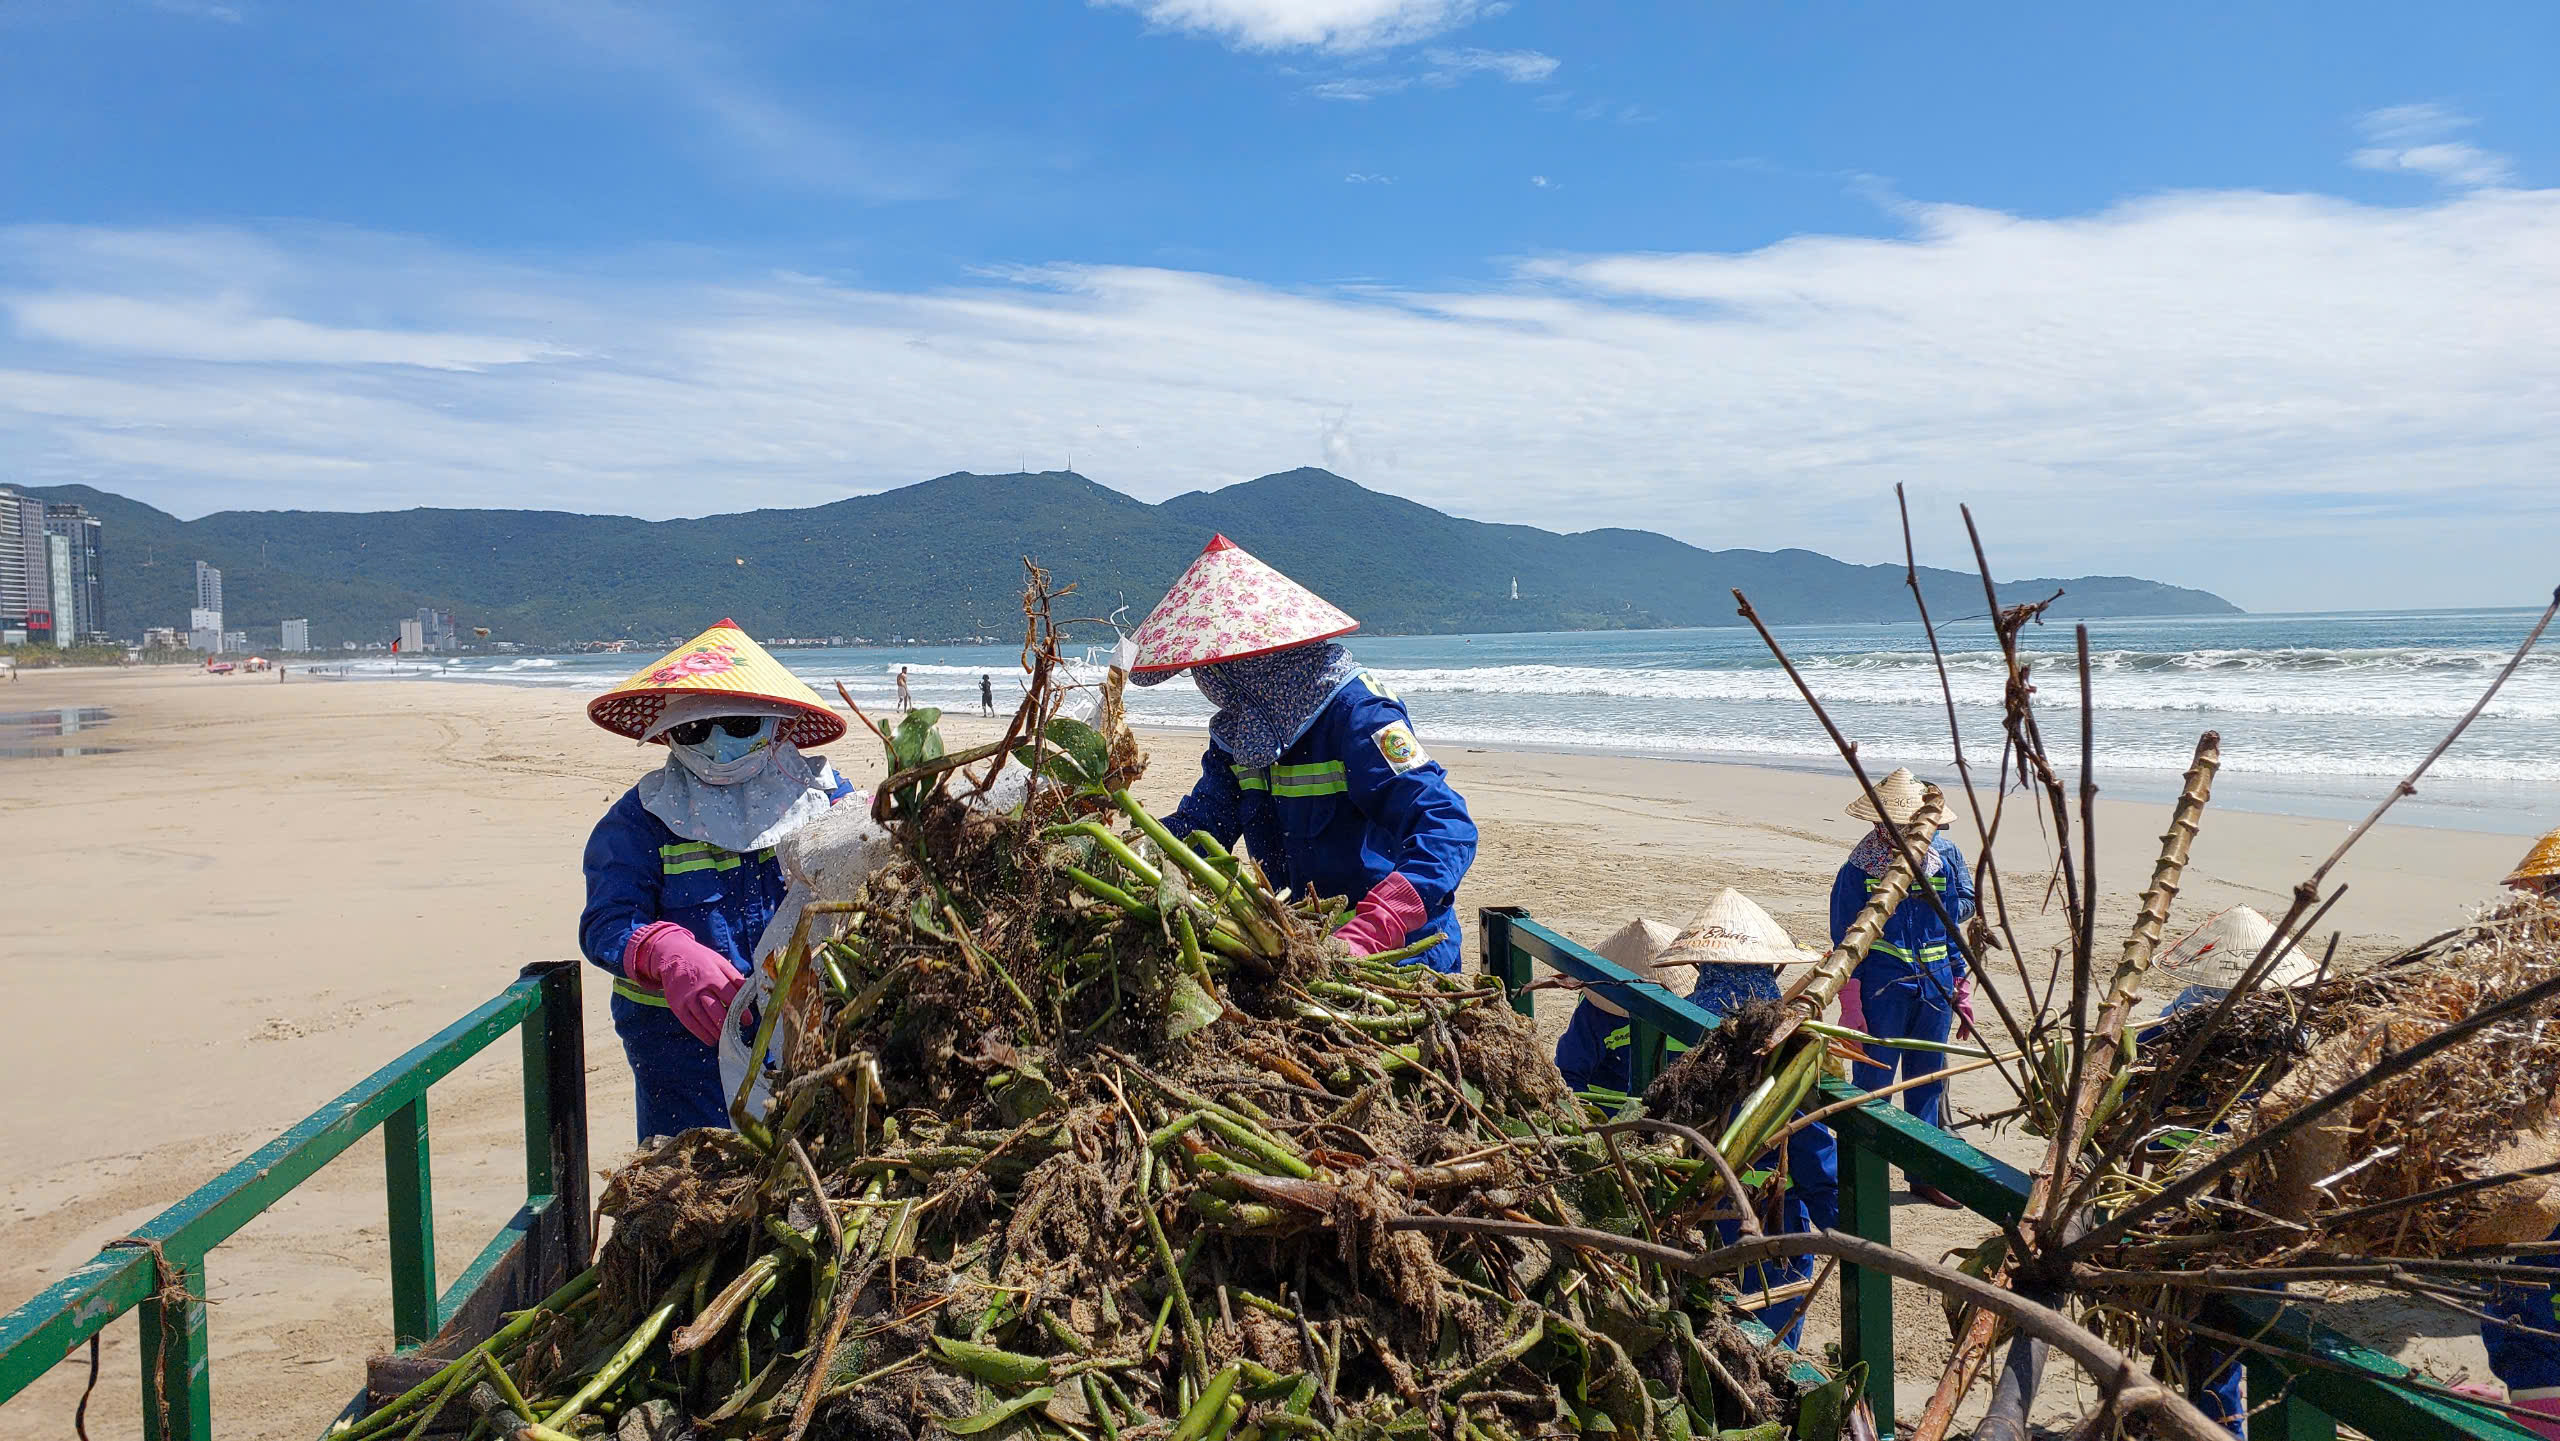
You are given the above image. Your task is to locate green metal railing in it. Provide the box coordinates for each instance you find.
[1480,906,2540,1441]
[0,960,593,1440]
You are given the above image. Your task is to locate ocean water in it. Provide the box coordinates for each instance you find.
[355,608,2560,836]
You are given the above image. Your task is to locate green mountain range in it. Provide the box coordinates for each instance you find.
[29,468,2237,649]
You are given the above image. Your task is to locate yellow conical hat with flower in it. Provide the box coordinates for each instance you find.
[587,619,846,747]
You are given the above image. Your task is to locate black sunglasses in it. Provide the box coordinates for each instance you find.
[666,715,769,746]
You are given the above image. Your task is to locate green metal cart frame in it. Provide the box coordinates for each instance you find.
[1481,906,2541,1441]
[0,960,593,1440]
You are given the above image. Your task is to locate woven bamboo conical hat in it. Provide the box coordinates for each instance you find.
[1658,889,1813,971]
[2506,828,2560,890]
[1844,767,1931,825]
[1129,535,1358,677]
[587,619,846,748]
[2157,906,2312,990]
[1585,917,1679,1017]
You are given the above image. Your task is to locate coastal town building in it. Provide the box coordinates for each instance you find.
[281,618,310,652]
[398,617,425,654]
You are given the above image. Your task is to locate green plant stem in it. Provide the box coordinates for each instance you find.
[541,1260,707,1429]
[1116,792,1282,955]
[1355,932,1449,968]
[343,1268,600,1439]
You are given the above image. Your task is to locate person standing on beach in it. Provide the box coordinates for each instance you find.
[1131,534,1478,972]
[895,666,912,713]
[980,674,995,715]
[1830,766,1974,1207]
[578,620,855,1140]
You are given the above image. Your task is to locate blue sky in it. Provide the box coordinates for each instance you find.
[2,1,2555,610]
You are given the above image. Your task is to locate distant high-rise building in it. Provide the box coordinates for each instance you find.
[189,560,225,653]
[398,618,425,654]
[221,630,248,654]
[281,618,311,652]
[45,535,73,648]
[0,488,46,633]
[43,503,103,642]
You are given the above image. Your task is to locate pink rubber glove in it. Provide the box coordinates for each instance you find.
[1953,968,1977,1039]
[625,921,744,1047]
[2512,1394,2560,1441]
[1835,978,1867,1033]
[1334,873,1429,958]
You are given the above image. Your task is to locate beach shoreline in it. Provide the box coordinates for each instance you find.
[0,666,2529,1436]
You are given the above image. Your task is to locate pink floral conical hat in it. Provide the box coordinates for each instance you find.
[1130,535,1359,674]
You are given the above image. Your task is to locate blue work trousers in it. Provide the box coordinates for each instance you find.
[1848,960,1959,1130]
[1717,1122,1839,1348]
[612,994,732,1141]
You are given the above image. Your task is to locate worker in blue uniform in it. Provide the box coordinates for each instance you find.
[1829,768,1974,1208]
[2479,837,2560,1439]
[1129,535,1477,970]
[577,621,854,1140]
[1551,896,1836,1346]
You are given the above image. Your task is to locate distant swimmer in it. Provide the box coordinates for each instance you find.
[1130,534,1476,973]
[577,621,857,1140]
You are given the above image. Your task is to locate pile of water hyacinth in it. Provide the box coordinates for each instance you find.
[331,661,1866,1440]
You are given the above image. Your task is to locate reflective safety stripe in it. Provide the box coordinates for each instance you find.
[1601,1025,1691,1055]
[1865,874,1950,892]
[1270,760,1348,798]
[613,977,671,1008]
[1360,671,1400,703]
[1231,766,1271,792]
[658,841,774,876]
[1870,941,1951,963]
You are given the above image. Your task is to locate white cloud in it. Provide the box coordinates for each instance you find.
[495,0,943,197]
[2350,102,2514,189]
[1529,174,1551,187]
[1343,173,1395,184]
[1095,0,1483,52]
[5,185,2560,608]
[1309,75,1411,101]
[8,294,563,370]
[1422,46,1556,83]
[150,0,244,19]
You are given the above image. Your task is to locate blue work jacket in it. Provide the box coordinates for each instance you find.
[578,768,853,1008]
[1830,833,1975,990]
[1163,673,1477,971]
[1554,964,1784,1096]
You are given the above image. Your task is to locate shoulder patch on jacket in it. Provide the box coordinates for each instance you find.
[1372,720,1429,775]
[1358,670,1400,703]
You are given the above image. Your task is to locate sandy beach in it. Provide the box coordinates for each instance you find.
[0,664,2530,1438]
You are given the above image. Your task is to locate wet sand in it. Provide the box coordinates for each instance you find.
[0,665,2527,1437]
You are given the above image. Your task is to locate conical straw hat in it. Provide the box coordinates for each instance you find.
[1844,767,1931,826]
[1659,888,1814,972]
[1585,917,1679,1017]
[2506,827,2560,890]
[588,619,846,748]
[2156,906,2312,991]
[1129,535,1358,676]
